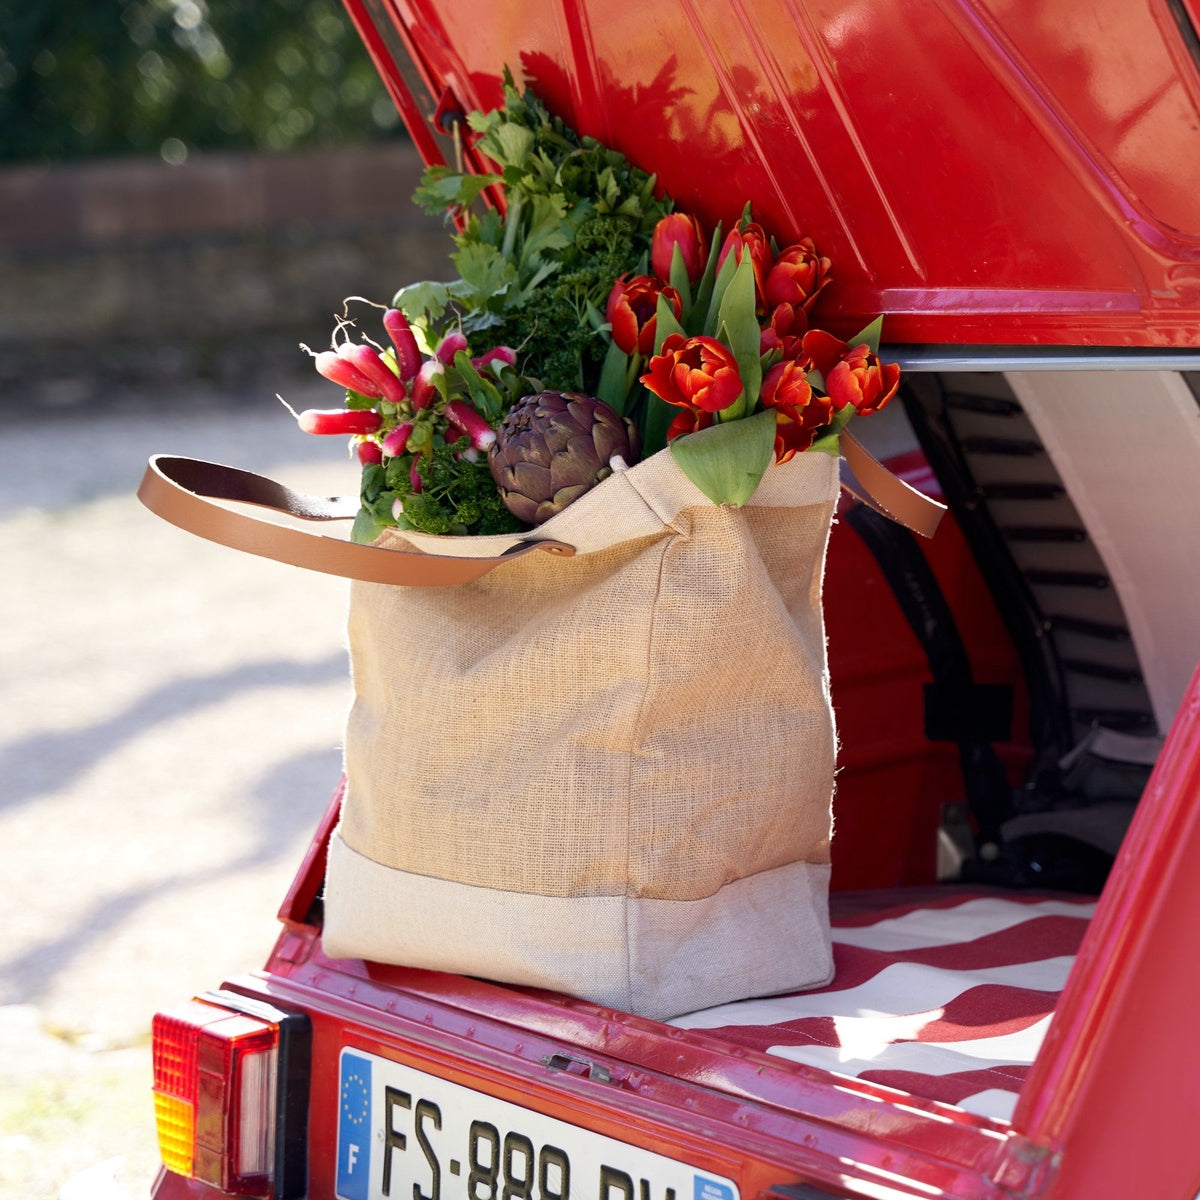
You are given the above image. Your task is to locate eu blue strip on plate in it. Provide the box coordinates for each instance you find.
[337,1051,373,1200]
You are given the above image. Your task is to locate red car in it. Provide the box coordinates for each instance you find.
[140,2,1200,1198]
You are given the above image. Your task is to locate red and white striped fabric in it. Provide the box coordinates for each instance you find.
[669,891,1095,1121]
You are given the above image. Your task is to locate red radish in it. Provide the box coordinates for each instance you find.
[409,460,423,493]
[381,422,414,457]
[410,360,444,410]
[382,309,421,381]
[296,408,383,435]
[435,330,469,364]
[472,346,517,370]
[313,350,381,398]
[357,439,384,465]
[445,400,497,450]
[338,344,406,405]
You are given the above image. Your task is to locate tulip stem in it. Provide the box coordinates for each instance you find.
[624,354,643,400]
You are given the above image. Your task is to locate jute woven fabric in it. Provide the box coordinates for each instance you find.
[323,447,841,1019]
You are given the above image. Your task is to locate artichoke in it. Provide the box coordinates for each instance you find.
[488,391,640,526]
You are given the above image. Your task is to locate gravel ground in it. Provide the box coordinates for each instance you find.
[0,385,360,1198]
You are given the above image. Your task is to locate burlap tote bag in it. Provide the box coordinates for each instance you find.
[138,437,940,1021]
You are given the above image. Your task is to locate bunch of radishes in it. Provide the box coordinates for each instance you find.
[290,305,530,537]
[297,310,508,461]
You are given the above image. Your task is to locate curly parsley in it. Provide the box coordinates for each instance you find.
[355,441,523,540]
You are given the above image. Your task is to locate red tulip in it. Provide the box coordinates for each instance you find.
[767,302,810,342]
[641,333,744,416]
[666,407,716,443]
[800,329,851,378]
[825,343,901,415]
[800,330,899,415]
[764,239,832,331]
[651,213,706,284]
[760,360,834,462]
[716,220,773,305]
[759,324,805,361]
[606,275,683,356]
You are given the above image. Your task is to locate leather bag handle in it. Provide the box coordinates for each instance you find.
[137,455,576,587]
[138,436,944,588]
[840,430,945,540]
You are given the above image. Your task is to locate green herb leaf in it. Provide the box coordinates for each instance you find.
[480,122,537,171]
[452,242,520,308]
[393,280,453,325]
[460,309,507,337]
[413,166,501,215]
[512,258,564,306]
[519,193,573,260]
[669,407,777,506]
[351,507,387,545]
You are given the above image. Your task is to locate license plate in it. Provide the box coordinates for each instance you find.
[335,1048,740,1200]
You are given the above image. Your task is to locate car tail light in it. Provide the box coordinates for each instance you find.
[152,990,309,1197]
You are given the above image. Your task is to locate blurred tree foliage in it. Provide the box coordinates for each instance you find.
[0,0,401,164]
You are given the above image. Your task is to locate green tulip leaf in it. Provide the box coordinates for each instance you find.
[669,407,777,506]
[703,241,741,335]
[850,315,884,354]
[809,405,856,456]
[653,291,687,353]
[597,338,632,414]
[686,222,723,335]
[668,243,692,307]
[641,391,676,458]
[715,257,762,419]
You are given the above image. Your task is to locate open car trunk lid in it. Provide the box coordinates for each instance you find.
[344,0,1200,348]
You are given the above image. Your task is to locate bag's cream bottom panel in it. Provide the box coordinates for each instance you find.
[669,890,1095,1121]
[322,831,834,1022]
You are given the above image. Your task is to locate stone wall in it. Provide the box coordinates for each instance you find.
[0,143,453,412]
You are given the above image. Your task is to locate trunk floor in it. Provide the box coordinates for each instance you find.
[668,888,1096,1121]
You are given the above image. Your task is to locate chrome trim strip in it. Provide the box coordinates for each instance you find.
[883,345,1200,372]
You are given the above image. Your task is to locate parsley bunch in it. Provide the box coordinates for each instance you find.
[359,443,523,538]
[398,72,673,393]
